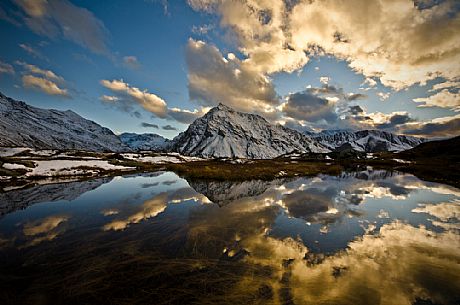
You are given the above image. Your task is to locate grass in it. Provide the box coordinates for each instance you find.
[166,159,343,181]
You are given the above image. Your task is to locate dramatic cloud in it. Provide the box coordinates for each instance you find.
[429,80,460,92]
[141,122,159,129]
[413,89,460,111]
[395,114,460,138]
[188,0,460,90]
[344,109,415,131]
[100,79,168,117]
[14,0,110,55]
[123,56,141,69]
[167,107,210,124]
[162,124,177,131]
[348,105,364,115]
[0,60,14,74]
[100,78,208,125]
[282,91,338,123]
[186,39,279,114]
[22,74,68,96]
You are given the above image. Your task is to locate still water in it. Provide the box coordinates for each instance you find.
[0,170,459,305]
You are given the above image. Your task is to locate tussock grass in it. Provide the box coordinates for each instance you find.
[166,159,343,181]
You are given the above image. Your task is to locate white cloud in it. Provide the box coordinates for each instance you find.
[99,95,120,102]
[413,89,460,111]
[377,92,390,101]
[16,61,64,82]
[100,79,168,117]
[319,76,329,84]
[22,74,68,96]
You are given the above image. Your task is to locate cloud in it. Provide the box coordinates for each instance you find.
[192,24,214,35]
[412,200,460,222]
[282,91,338,123]
[14,0,110,55]
[395,114,460,138]
[344,109,415,131]
[0,60,14,74]
[22,214,69,247]
[413,89,460,111]
[377,92,391,101]
[166,107,210,124]
[100,79,168,117]
[186,39,279,114]
[16,61,64,82]
[141,122,159,129]
[123,56,141,69]
[0,6,21,26]
[429,80,460,92]
[188,0,460,90]
[162,124,177,131]
[103,193,167,231]
[99,95,120,102]
[22,74,68,96]
[100,78,212,125]
[18,43,47,60]
[348,105,364,115]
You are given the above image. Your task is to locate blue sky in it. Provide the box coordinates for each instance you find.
[0,0,459,138]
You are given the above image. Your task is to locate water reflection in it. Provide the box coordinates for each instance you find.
[0,170,459,305]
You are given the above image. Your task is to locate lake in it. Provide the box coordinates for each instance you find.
[0,169,459,305]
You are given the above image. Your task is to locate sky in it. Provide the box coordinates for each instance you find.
[0,0,459,139]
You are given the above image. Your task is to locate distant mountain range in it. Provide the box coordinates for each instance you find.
[0,92,435,157]
[119,132,168,151]
[311,129,425,153]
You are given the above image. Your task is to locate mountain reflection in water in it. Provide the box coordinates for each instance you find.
[0,170,459,305]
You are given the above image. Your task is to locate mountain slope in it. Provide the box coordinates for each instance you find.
[0,92,127,152]
[313,129,425,152]
[119,133,169,151]
[398,135,460,159]
[171,103,329,159]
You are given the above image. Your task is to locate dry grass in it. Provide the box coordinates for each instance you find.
[166,159,344,181]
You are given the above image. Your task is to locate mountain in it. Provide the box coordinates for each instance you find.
[398,135,460,160]
[0,177,112,216]
[119,132,169,151]
[171,103,329,159]
[0,92,127,152]
[187,178,289,206]
[312,129,425,152]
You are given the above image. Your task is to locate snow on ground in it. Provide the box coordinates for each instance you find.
[122,153,205,164]
[392,159,412,164]
[2,163,29,170]
[0,147,29,157]
[26,160,134,177]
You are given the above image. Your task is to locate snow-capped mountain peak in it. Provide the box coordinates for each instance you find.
[171,103,329,159]
[0,92,127,152]
[312,129,425,152]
